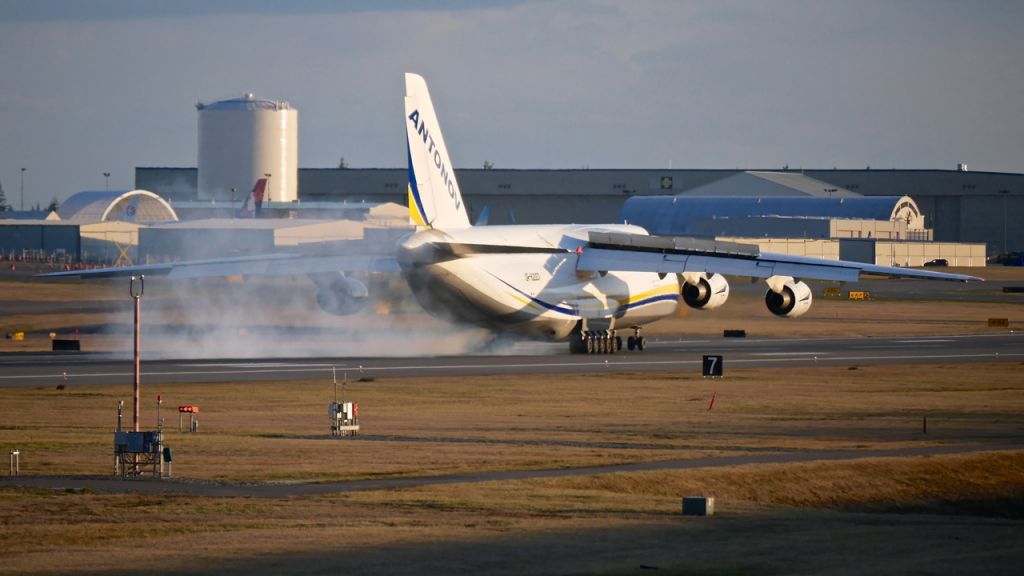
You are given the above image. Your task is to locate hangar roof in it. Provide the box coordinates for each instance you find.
[143,218,369,245]
[622,195,922,236]
[58,190,178,223]
[0,210,59,221]
[0,220,78,227]
[680,171,861,198]
[146,218,319,230]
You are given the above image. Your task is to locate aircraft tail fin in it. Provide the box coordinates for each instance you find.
[405,73,471,230]
[475,205,490,226]
[236,178,267,218]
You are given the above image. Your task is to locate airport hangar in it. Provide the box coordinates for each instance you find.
[0,190,177,264]
[135,165,1019,264]
[2,168,1014,267]
[0,191,409,265]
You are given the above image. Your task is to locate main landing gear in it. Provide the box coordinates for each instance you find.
[569,329,646,354]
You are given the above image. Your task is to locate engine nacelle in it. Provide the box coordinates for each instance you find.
[311,273,369,316]
[680,273,730,310]
[764,276,812,318]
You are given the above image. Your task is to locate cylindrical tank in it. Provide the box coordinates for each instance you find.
[196,93,298,203]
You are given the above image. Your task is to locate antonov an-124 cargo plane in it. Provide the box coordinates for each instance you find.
[48,73,981,354]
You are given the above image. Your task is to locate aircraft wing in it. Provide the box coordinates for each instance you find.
[41,252,400,279]
[578,231,982,282]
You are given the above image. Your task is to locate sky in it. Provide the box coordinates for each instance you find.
[1,0,1022,207]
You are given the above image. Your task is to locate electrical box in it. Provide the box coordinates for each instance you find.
[113,430,166,478]
[114,431,162,454]
[682,496,715,516]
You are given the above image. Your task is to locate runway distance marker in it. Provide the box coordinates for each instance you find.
[703,355,723,378]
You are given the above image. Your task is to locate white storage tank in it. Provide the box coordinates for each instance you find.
[196,93,298,203]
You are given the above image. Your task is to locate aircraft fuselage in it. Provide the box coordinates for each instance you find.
[397,224,680,341]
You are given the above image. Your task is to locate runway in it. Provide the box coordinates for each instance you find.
[0,331,1020,388]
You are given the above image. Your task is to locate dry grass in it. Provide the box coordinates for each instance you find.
[1,451,1021,575]
[0,278,125,301]
[529,452,1024,517]
[2,363,1022,482]
[0,362,1022,574]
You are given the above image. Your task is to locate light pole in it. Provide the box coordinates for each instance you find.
[104,172,111,192]
[262,173,271,216]
[20,167,26,211]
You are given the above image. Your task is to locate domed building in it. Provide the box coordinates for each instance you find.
[57,189,178,223]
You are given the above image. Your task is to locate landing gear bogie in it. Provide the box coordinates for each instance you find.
[571,329,642,354]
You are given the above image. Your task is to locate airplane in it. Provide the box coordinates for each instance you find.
[46,73,981,355]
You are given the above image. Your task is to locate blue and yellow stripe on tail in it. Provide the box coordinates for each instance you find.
[407,142,430,227]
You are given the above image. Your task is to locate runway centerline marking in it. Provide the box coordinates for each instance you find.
[179,363,342,369]
[751,352,830,356]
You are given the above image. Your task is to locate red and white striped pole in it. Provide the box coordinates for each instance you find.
[130,275,144,432]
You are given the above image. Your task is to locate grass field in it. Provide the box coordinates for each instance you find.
[1,268,1023,573]
[1,362,1022,574]
[2,363,1023,481]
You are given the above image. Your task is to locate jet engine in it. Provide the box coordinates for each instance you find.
[680,273,730,310]
[310,273,369,316]
[764,276,812,318]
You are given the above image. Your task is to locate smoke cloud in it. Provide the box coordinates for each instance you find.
[93,273,499,360]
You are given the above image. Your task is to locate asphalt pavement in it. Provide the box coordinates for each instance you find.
[0,332,1020,388]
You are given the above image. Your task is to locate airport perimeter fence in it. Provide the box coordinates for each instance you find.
[0,248,125,269]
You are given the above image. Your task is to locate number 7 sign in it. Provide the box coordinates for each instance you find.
[703,355,724,378]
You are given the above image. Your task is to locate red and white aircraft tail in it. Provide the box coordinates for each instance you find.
[236,178,268,218]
